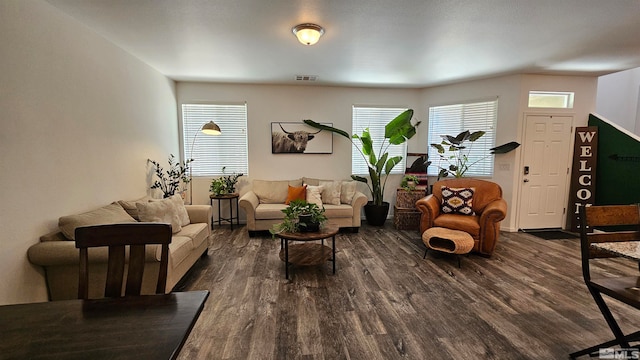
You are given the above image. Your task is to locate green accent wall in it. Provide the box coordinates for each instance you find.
[589,114,640,205]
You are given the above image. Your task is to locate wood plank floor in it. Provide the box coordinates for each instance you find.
[175,224,640,359]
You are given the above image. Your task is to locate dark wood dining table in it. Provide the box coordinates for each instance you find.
[0,290,209,360]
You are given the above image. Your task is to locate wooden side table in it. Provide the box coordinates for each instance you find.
[276,226,339,279]
[209,193,240,230]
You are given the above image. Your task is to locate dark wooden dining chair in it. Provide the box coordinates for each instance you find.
[570,204,640,358]
[75,223,172,299]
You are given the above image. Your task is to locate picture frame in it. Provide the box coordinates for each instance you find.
[271,122,333,154]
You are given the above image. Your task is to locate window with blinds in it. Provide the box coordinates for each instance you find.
[427,99,498,177]
[351,106,408,175]
[181,103,248,177]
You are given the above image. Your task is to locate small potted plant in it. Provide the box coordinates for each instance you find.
[401,174,420,191]
[270,200,328,236]
[210,166,244,196]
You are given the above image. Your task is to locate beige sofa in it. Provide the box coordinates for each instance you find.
[28,195,211,300]
[239,177,368,236]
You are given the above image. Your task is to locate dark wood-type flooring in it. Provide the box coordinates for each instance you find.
[175,224,640,359]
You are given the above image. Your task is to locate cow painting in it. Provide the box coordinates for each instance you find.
[271,122,332,154]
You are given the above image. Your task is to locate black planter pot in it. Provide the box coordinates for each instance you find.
[364,201,390,226]
[298,214,320,232]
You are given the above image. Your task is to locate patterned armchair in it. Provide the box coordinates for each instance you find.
[416,178,507,257]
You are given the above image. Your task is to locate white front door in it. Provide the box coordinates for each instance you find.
[518,114,573,229]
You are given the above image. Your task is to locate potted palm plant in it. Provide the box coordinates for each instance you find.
[304,109,420,226]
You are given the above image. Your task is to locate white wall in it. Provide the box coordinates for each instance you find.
[177,82,424,212]
[596,67,640,134]
[0,0,178,304]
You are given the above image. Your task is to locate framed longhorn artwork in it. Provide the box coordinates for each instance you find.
[271,122,333,154]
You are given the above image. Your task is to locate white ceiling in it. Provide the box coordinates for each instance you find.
[46,0,640,88]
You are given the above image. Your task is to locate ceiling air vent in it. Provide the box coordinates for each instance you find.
[295,75,318,81]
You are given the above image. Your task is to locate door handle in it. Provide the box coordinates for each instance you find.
[523,179,529,183]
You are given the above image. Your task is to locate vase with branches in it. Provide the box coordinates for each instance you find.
[148,154,193,198]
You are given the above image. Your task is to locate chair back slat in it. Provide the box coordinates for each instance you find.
[105,245,126,298]
[579,204,640,281]
[75,223,172,299]
[125,245,146,296]
[584,204,640,227]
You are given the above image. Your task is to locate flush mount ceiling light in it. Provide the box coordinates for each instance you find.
[292,23,325,45]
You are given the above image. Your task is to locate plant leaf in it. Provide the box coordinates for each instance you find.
[490,141,521,154]
[431,143,445,154]
[469,131,486,142]
[351,175,368,183]
[385,155,402,174]
[302,119,350,138]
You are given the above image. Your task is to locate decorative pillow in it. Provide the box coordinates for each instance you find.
[136,198,182,233]
[441,186,476,216]
[59,202,137,240]
[319,181,341,205]
[117,195,152,220]
[306,185,324,208]
[285,185,307,204]
[340,181,357,204]
[151,194,190,226]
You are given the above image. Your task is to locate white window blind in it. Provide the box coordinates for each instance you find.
[181,103,248,176]
[352,106,408,175]
[427,99,498,177]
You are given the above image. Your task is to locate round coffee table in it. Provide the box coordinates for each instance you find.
[276,226,339,279]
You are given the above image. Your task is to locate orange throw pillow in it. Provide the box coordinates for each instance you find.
[285,185,307,204]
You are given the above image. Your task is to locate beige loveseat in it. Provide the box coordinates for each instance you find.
[28,195,211,300]
[239,177,368,236]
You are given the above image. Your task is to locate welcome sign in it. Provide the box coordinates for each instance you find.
[568,126,598,232]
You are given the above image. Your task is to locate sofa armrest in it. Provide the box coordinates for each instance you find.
[186,205,212,228]
[416,194,440,234]
[239,191,259,229]
[479,198,507,224]
[28,240,109,266]
[349,191,368,227]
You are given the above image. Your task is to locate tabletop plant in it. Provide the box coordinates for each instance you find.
[210,166,243,195]
[400,174,420,191]
[304,109,420,207]
[148,154,192,198]
[270,200,328,236]
[430,130,520,178]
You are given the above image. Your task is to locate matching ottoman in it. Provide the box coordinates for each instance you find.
[422,227,474,268]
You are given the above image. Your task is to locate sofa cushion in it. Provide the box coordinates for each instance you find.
[175,222,209,249]
[319,181,341,205]
[306,185,324,208]
[322,204,354,218]
[117,195,153,221]
[441,187,475,216]
[255,204,289,220]
[137,199,182,233]
[253,179,302,204]
[285,185,307,204]
[340,181,357,204]
[59,202,137,240]
[151,194,190,226]
[302,177,330,186]
[159,235,193,268]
